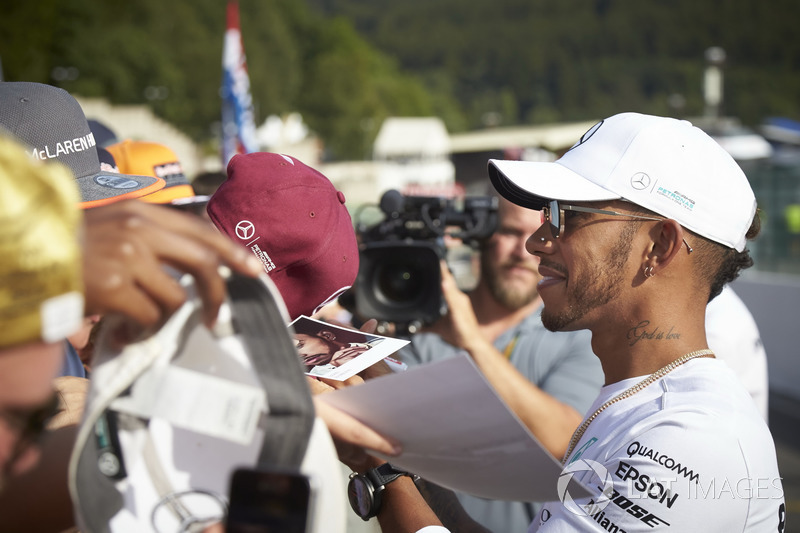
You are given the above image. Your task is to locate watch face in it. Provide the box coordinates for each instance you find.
[347,475,375,518]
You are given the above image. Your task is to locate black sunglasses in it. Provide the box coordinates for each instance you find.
[1,393,60,466]
[541,199,693,253]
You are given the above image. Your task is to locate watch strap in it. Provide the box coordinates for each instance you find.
[348,462,419,520]
[366,462,415,488]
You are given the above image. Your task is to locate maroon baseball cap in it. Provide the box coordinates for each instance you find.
[207,152,359,320]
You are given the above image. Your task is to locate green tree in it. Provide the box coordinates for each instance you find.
[0,0,441,160]
[308,0,800,130]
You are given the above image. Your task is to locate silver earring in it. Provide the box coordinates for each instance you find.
[539,237,546,242]
[644,266,654,278]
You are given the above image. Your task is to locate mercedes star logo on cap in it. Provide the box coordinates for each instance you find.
[630,172,652,190]
[235,220,255,240]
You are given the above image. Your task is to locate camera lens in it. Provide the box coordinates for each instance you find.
[374,262,427,305]
[356,241,443,324]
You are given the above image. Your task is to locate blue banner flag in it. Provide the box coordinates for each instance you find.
[221,1,259,166]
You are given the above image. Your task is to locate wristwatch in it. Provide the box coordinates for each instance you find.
[347,462,419,520]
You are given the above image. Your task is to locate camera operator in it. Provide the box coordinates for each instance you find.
[396,195,604,533]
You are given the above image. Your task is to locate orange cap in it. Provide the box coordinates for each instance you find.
[106,140,196,203]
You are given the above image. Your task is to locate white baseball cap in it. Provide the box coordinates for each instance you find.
[488,112,757,252]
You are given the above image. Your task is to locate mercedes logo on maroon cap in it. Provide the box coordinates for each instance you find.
[235,220,255,240]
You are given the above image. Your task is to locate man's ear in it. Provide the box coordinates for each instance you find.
[649,219,685,273]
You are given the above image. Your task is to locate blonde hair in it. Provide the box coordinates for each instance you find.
[0,135,84,347]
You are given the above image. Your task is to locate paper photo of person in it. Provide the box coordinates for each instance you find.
[289,316,408,380]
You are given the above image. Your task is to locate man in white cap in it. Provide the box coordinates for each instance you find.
[329,113,785,532]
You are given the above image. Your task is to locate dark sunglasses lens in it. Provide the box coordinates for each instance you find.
[548,200,561,237]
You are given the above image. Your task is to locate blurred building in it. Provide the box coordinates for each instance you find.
[448,120,599,194]
[372,117,455,196]
[321,117,458,210]
[75,96,204,179]
[256,112,322,167]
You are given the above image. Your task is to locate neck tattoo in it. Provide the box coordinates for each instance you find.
[627,320,681,346]
[562,349,715,464]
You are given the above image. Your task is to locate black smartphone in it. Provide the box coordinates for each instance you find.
[225,467,314,533]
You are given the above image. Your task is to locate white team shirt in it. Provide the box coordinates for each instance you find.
[529,358,785,532]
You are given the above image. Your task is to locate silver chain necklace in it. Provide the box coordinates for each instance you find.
[562,349,715,464]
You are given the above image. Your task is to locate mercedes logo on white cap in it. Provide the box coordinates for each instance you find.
[630,172,652,190]
[235,220,255,240]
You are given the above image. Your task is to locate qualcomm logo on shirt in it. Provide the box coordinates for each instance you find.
[625,441,700,484]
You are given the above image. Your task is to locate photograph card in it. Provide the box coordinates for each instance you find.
[289,316,409,381]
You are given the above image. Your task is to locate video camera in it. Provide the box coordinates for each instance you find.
[348,189,498,332]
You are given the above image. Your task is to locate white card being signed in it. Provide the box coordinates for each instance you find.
[289,316,409,380]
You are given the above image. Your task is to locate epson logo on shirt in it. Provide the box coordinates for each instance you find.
[27,132,96,161]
